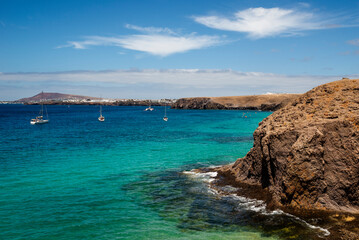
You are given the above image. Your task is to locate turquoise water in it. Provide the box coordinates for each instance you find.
[0,105,326,240]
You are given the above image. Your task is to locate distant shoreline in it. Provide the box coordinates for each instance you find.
[2,93,302,112]
[172,93,301,111]
[22,100,171,107]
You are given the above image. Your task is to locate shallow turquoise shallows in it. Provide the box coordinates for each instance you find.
[0,105,324,240]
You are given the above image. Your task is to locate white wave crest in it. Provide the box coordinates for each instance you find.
[182,170,218,183]
[183,169,330,237]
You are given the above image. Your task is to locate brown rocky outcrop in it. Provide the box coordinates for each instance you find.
[172,94,301,111]
[217,78,359,213]
[173,97,226,110]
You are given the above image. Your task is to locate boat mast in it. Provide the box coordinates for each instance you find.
[45,103,48,120]
[40,91,44,117]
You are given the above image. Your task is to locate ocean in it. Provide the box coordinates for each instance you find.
[0,105,328,240]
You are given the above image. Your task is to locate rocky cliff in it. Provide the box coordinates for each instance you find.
[172,94,301,111]
[217,78,359,214]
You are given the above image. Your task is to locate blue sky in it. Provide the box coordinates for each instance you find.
[1,0,359,100]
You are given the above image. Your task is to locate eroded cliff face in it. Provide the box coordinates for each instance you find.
[172,94,301,111]
[218,79,359,213]
[173,97,226,110]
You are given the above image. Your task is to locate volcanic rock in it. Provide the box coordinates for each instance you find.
[172,94,301,111]
[218,78,359,213]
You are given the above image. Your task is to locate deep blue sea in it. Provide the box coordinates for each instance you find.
[0,105,329,240]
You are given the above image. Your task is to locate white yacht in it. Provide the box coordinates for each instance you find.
[30,115,49,125]
[98,105,105,122]
[145,105,154,111]
[163,104,168,121]
[30,92,49,125]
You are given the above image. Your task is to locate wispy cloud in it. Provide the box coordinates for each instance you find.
[348,39,359,46]
[1,69,357,100]
[194,7,344,38]
[298,2,311,8]
[340,40,359,56]
[58,25,222,57]
[124,24,177,35]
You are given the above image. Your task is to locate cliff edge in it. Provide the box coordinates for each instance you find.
[218,78,359,213]
[172,94,301,111]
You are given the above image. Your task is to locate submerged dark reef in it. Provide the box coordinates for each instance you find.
[122,164,336,240]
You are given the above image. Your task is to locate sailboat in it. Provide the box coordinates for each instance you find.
[163,103,168,121]
[98,105,105,122]
[30,92,49,125]
[145,104,154,111]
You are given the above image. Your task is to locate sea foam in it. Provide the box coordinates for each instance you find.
[183,168,330,237]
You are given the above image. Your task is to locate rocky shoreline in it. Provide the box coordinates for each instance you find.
[172,94,301,111]
[198,78,359,239]
[208,166,359,240]
[190,165,359,239]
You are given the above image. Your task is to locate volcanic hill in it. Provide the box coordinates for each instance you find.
[18,92,101,102]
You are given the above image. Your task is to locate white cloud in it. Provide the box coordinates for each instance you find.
[1,69,357,100]
[59,25,222,56]
[194,7,334,38]
[125,24,176,35]
[116,35,221,56]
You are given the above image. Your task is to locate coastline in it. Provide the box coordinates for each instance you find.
[11,92,300,111]
[189,166,359,240]
[172,94,301,111]
[22,101,170,106]
[188,78,359,239]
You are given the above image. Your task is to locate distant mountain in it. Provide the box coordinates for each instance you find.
[18,92,102,102]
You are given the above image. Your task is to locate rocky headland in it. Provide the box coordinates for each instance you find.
[172,94,301,111]
[211,78,359,239]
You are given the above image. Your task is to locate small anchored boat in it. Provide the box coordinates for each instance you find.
[145,105,154,111]
[163,103,168,121]
[30,92,49,125]
[30,115,49,125]
[98,105,105,122]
